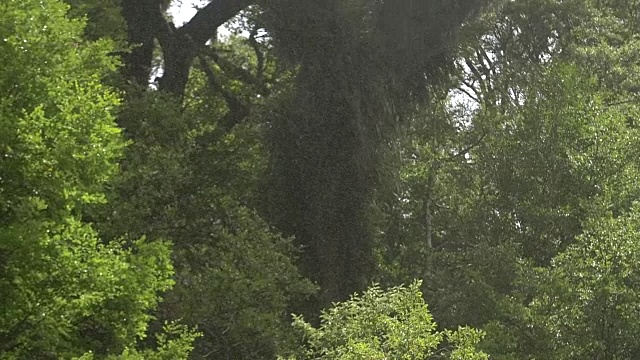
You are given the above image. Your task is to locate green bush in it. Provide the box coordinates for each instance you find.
[282,281,488,360]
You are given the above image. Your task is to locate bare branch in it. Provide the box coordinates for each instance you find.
[451,131,487,159]
[456,84,480,103]
[178,0,253,46]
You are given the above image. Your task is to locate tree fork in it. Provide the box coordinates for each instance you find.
[120,0,250,96]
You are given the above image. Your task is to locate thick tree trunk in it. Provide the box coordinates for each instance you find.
[266,39,379,313]
[119,0,487,318]
[265,0,487,316]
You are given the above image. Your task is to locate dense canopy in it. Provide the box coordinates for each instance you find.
[2,0,640,358]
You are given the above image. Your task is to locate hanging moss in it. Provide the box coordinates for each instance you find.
[260,0,487,313]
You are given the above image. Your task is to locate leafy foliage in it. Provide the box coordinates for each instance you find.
[282,282,487,360]
[373,1,640,358]
[92,53,315,359]
[526,205,640,358]
[0,1,195,358]
[5,0,640,359]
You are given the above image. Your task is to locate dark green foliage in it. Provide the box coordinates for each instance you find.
[6,0,640,358]
[526,205,640,358]
[94,71,315,358]
[372,1,640,358]
[261,0,488,312]
[64,0,127,42]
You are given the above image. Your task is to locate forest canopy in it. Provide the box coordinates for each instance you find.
[1,0,640,358]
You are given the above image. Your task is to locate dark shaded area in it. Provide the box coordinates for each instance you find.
[261,0,487,311]
[117,0,487,316]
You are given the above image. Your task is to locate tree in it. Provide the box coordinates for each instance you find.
[66,2,319,357]
[372,0,640,347]
[7,0,640,358]
[526,204,640,359]
[262,0,489,311]
[0,1,196,357]
[90,46,316,360]
[281,282,488,360]
[94,0,489,313]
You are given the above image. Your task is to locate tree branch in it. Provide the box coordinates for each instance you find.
[203,49,270,95]
[178,0,253,46]
[457,83,480,103]
[197,56,249,134]
[450,131,487,159]
[248,26,265,82]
